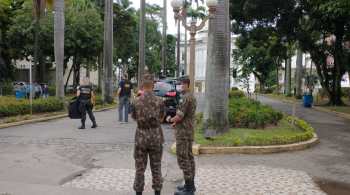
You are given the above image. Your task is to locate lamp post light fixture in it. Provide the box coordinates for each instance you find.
[171,0,218,92]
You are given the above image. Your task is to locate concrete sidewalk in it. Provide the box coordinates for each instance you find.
[0,96,349,194]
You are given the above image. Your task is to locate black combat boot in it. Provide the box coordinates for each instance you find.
[136,192,142,195]
[174,179,195,195]
[91,121,97,128]
[78,124,85,129]
[176,179,196,192]
[155,190,161,195]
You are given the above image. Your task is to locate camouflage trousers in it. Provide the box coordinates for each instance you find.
[133,144,163,192]
[176,140,195,180]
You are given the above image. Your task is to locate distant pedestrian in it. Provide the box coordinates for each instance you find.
[131,73,165,195]
[169,76,197,195]
[42,84,49,98]
[117,74,132,123]
[76,78,97,129]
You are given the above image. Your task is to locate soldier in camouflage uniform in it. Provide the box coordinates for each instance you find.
[169,76,197,195]
[131,73,165,195]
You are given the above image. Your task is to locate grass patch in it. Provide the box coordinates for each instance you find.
[321,106,350,115]
[195,116,314,147]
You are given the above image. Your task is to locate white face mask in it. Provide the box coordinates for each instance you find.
[176,84,183,92]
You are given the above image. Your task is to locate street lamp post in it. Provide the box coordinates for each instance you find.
[176,17,181,77]
[171,0,217,92]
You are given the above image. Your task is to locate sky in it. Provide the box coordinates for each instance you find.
[128,0,178,35]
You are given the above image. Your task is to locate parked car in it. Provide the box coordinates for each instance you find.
[154,80,180,119]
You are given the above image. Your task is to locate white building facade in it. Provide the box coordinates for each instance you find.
[178,24,255,93]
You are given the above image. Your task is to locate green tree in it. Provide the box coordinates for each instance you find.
[230,0,350,105]
[0,0,24,81]
[64,0,103,87]
[166,34,177,77]
[7,0,54,82]
[296,0,350,105]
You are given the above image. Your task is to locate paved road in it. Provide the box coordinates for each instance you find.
[0,95,349,194]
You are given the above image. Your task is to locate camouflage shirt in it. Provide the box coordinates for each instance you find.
[175,91,197,141]
[131,91,166,146]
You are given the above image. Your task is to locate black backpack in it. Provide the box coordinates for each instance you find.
[68,97,81,119]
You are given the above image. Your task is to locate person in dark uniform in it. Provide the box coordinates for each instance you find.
[76,78,97,129]
[131,73,165,195]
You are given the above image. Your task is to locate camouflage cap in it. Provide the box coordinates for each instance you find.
[142,73,154,85]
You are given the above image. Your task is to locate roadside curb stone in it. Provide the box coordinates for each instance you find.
[171,133,319,155]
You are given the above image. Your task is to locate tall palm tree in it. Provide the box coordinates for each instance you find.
[103,0,113,103]
[295,49,303,98]
[204,0,230,136]
[54,0,65,99]
[32,0,46,82]
[138,0,145,86]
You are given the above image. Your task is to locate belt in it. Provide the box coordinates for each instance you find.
[137,123,160,129]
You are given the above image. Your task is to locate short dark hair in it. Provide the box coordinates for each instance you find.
[178,76,190,86]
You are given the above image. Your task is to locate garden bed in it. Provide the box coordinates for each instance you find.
[196,89,315,147]
[195,116,315,147]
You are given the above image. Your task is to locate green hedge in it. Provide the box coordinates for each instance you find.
[0,97,64,118]
[228,95,283,128]
[243,116,315,146]
[342,87,350,98]
[228,89,245,98]
[0,82,14,96]
[48,85,56,96]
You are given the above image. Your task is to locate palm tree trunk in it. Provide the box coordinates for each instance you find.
[138,0,146,86]
[295,49,303,99]
[103,0,113,103]
[33,20,39,83]
[285,58,292,96]
[204,0,230,137]
[54,0,65,99]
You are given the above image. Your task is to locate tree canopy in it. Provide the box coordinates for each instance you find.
[231,0,350,105]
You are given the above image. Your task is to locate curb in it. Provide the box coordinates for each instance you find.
[171,142,200,156]
[313,106,350,120]
[171,134,320,155]
[0,105,117,129]
[261,94,301,105]
[199,133,319,155]
[262,94,350,120]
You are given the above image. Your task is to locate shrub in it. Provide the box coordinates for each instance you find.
[228,96,283,128]
[0,82,14,96]
[228,89,245,98]
[0,97,64,118]
[342,87,350,98]
[95,95,104,105]
[48,85,56,96]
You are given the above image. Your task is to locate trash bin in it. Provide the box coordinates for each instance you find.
[303,94,313,108]
[15,90,22,100]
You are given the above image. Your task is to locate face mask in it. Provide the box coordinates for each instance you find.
[176,84,183,92]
